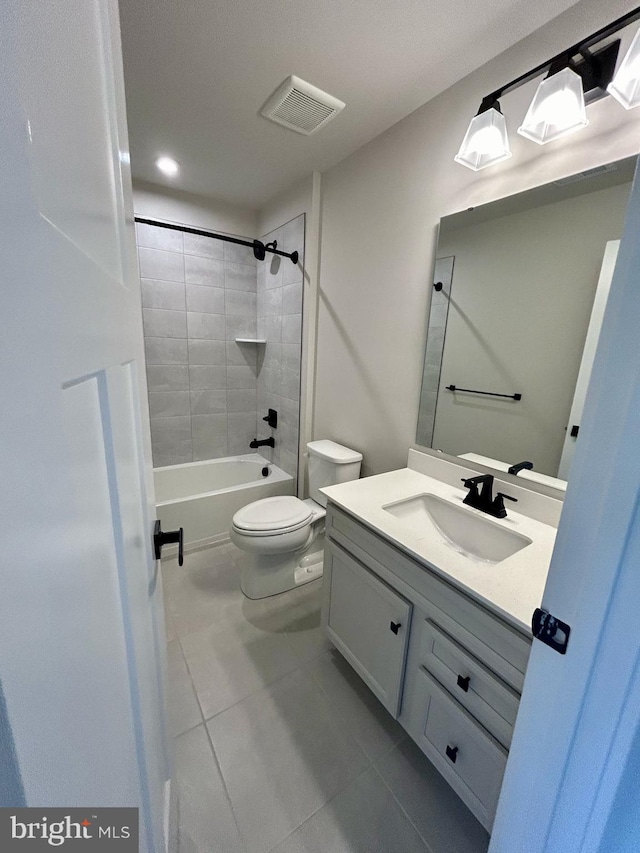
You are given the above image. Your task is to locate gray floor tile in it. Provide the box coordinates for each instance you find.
[163,548,241,637]
[306,649,405,763]
[175,725,244,853]
[207,668,369,853]
[271,768,428,853]
[181,616,300,720]
[375,738,490,853]
[253,581,332,666]
[167,640,203,737]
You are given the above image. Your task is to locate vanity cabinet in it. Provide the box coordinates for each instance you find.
[322,502,532,831]
[325,543,412,717]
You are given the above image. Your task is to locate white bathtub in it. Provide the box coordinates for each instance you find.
[154,454,293,550]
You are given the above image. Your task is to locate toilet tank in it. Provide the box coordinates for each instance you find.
[307,440,363,507]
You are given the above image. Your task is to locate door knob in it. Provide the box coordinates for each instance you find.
[389,621,401,635]
[153,520,184,566]
[446,745,458,763]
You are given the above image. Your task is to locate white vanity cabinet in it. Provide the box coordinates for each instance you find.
[325,543,412,717]
[322,502,532,832]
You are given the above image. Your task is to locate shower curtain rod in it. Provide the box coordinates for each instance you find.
[134,216,299,265]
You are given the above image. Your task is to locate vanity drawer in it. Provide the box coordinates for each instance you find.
[326,504,531,691]
[419,620,519,747]
[408,667,507,831]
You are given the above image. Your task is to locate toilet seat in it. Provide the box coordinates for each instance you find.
[232,496,313,537]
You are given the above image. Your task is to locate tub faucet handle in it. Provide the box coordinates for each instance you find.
[262,408,278,429]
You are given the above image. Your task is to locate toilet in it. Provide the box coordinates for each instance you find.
[230,440,363,599]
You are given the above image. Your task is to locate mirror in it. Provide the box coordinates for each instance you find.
[417,156,636,490]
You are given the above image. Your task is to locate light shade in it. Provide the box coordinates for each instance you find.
[517,67,588,145]
[608,27,640,109]
[454,106,511,171]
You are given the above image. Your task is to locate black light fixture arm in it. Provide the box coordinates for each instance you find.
[134,216,299,265]
[482,4,640,104]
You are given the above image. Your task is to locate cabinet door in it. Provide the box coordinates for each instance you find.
[327,543,412,717]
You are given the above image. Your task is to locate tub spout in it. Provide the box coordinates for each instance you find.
[250,437,275,449]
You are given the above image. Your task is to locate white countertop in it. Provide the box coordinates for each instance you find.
[321,464,559,635]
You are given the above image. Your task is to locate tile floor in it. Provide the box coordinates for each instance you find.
[163,542,490,853]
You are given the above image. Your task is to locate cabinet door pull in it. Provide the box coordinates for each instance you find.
[445,745,458,763]
[456,674,470,692]
[389,621,401,635]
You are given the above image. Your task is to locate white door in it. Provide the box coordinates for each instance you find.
[0,3,169,852]
[557,240,620,480]
[489,160,640,852]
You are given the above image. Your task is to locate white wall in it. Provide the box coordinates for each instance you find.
[432,181,631,476]
[257,175,313,237]
[133,178,257,236]
[315,0,640,477]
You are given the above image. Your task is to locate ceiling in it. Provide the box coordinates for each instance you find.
[119,0,580,209]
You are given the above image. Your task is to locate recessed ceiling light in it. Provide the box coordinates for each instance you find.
[155,156,179,176]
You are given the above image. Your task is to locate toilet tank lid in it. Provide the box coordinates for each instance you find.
[307,440,363,464]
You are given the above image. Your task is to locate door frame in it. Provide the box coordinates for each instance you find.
[490,160,640,851]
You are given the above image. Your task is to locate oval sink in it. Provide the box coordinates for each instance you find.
[382,493,532,564]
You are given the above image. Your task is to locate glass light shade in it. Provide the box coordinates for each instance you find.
[517,67,588,145]
[608,27,640,109]
[454,107,511,171]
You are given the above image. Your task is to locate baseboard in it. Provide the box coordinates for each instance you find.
[162,531,231,559]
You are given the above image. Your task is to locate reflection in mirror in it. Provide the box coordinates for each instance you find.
[417,156,636,489]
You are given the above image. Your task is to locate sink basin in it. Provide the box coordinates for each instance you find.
[382,493,531,564]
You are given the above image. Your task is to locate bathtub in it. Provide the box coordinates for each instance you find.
[154,454,294,550]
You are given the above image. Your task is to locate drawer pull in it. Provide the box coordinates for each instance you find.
[446,744,458,763]
[390,621,402,635]
[457,674,470,692]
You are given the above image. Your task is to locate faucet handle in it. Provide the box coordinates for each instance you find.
[492,491,517,519]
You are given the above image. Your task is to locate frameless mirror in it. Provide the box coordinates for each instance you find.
[417,155,636,490]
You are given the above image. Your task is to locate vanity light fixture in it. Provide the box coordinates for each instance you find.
[455,5,640,170]
[455,97,511,171]
[517,61,588,145]
[608,26,640,108]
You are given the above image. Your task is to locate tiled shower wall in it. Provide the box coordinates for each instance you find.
[256,214,305,484]
[137,221,259,467]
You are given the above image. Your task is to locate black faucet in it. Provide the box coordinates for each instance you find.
[508,460,534,476]
[461,474,518,519]
[250,437,275,449]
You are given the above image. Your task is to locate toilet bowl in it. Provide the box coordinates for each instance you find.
[231,496,326,599]
[230,440,363,599]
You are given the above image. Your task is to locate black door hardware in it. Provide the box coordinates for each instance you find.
[433,281,443,291]
[532,608,571,655]
[154,519,184,567]
[457,675,470,692]
[250,437,275,448]
[446,384,522,401]
[445,745,458,763]
[262,408,278,429]
[389,621,401,635]
[570,424,580,438]
[261,467,270,477]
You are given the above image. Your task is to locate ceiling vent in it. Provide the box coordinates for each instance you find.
[261,76,345,136]
[554,163,618,186]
